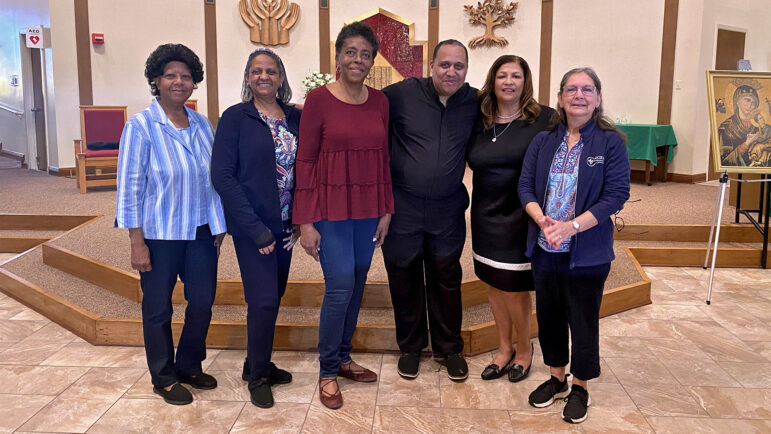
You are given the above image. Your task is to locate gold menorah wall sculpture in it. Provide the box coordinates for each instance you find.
[239,0,300,46]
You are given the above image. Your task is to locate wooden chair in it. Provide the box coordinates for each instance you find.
[184,99,198,111]
[74,105,127,194]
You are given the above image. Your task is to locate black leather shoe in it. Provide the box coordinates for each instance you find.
[153,383,193,405]
[243,360,293,385]
[248,377,274,408]
[178,372,217,390]
[481,352,516,380]
[508,343,534,383]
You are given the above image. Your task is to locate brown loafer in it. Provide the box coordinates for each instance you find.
[337,360,377,382]
[319,377,343,409]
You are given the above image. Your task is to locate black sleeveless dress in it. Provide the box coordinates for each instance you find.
[467,105,554,291]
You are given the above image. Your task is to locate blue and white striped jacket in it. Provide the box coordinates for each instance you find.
[115,98,226,240]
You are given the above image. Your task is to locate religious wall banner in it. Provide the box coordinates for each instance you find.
[707,71,771,173]
[333,9,427,90]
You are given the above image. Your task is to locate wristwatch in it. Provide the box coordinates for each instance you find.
[572,220,580,232]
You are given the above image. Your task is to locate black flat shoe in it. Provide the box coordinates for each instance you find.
[178,372,217,390]
[481,352,516,380]
[508,343,534,383]
[153,383,193,405]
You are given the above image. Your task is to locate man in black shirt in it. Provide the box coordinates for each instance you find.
[382,40,478,381]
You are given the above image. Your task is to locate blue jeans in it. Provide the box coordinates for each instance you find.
[140,224,218,388]
[315,218,378,377]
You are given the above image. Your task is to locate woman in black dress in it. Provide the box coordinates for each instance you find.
[468,55,553,382]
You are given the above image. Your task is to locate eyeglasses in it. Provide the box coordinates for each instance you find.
[564,86,597,96]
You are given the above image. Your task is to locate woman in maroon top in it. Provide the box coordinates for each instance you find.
[293,21,393,410]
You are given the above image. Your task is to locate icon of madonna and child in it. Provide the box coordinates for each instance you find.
[714,76,771,171]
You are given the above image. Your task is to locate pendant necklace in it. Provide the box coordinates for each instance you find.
[492,110,520,142]
[492,120,514,142]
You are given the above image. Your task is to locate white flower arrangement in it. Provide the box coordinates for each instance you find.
[302,71,334,97]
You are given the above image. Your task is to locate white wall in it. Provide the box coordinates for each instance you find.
[216,0,320,109]
[20,0,771,174]
[87,0,208,118]
[551,0,664,125]
[440,0,542,92]
[670,0,771,176]
[48,0,79,169]
[0,0,50,158]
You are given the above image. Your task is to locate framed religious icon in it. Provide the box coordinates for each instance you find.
[707,70,771,173]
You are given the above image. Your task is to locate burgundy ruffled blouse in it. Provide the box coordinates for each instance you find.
[292,85,394,224]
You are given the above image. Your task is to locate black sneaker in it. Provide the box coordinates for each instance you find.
[445,354,469,381]
[528,375,570,408]
[178,372,217,390]
[243,360,293,385]
[562,384,591,423]
[397,352,420,379]
[248,377,274,408]
[153,383,193,405]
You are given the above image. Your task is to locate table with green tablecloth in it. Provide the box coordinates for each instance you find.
[616,124,678,185]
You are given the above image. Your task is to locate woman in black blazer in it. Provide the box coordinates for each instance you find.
[211,48,300,409]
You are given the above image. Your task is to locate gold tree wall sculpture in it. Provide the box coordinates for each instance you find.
[239,0,300,46]
[464,0,518,49]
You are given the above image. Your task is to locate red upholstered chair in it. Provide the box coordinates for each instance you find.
[184,99,198,111]
[74,105,127,193]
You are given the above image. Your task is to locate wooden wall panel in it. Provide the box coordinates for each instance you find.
[657,0,679,124]
[538,0,553,105]
[204,0,219,126]
[428,0,439,63]
[319,0,331,73]
[74,0,93,105]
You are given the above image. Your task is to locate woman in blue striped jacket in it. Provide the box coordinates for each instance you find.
[115,43,226,406]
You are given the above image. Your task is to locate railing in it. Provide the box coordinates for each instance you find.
[0,102,24,118]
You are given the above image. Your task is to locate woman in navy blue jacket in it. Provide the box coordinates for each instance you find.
[211,48,300,409]
[518,67,630,424]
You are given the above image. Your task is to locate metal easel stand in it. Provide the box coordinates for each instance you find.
[703,172,771,305]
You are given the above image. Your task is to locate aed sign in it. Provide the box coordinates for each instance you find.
[25,26,43,48]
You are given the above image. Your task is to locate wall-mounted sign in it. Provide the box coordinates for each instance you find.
[25,26,44,49]
[239,0,300,46]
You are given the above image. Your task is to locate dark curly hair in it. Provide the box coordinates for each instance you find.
[144,43,204,96]
[335,21,379,59]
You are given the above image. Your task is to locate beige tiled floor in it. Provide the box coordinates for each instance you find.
[0,265,770,433]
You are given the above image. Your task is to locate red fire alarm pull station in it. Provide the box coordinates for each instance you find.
[92,33,104,44]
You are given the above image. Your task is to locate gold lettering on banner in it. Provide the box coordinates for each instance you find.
[464,0,518,49]
[239,0,300,46]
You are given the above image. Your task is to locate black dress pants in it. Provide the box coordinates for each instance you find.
[531,248,610,381]
[382,187,468,356]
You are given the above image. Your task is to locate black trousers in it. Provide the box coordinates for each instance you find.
[531,248,610,381]
[382,187,468,356]
[140,224,217,388]
[232,233,291,381]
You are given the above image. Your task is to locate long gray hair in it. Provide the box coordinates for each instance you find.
[548,67,625,142]
[241,48,292,104]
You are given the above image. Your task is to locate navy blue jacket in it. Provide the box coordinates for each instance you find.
[211,100,301,243]
[518,119,630,267]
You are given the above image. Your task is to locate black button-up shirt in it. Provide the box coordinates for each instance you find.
[383,77,478,200]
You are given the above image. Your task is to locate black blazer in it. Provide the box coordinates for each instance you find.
[211,100,301,243]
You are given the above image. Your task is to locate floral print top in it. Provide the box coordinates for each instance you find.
[537,133,584,253]
[259,111,297,222]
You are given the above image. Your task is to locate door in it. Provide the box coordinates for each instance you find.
[29,48,47,171]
